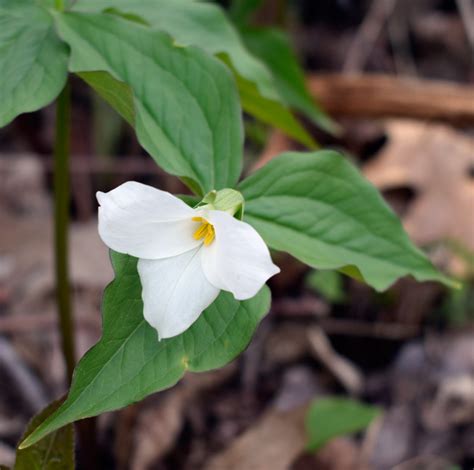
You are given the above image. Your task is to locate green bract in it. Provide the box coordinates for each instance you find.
[239,151,454,291]
[73,0,278,101]
[71,0,318,146]
[201,188,245,219]
[56,11,243,195]
[21,252,271,448]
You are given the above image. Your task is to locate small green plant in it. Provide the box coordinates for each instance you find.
[305,397,380,451]
[0,0,454,463]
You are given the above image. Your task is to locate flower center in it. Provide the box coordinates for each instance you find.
[192,217,215,246]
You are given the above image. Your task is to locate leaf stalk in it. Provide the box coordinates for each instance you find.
[54,81,76,384]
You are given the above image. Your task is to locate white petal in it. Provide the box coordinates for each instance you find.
[138,248,220,339]
[97,181,200,259]
[201,210,280,300]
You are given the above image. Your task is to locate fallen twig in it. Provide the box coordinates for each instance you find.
[309,74,474,125]
[307,326,365,395]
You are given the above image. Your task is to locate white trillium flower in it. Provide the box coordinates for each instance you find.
[97,182,280,339]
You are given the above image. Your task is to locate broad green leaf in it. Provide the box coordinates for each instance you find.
[54,11,242,195]
[306,397,380,451]
[0,0,68,127]
[72,0,277,100]
[240,27,338,134]
[72,0,315,147]
[21,252,271,448]
[15,399,74,469]
[226,58,317,149]
[239,151,454,291]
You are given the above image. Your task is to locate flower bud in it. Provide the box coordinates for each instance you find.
[201,188,245,219]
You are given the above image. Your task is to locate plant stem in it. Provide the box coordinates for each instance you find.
[54,81,75,384]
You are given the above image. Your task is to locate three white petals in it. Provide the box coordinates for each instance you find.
[97,182,280,339]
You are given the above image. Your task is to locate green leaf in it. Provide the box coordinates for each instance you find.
[21,252,271,448]
[56,13,242,194]
[54,11,242,195]
[15,399,74,469]
[72,0,277,100]
[239,151,454,291]
[240,27,338,134]
[0,0,68,127]
[306,397,380,451]
[226,58,317,149]
[72,0,315,147]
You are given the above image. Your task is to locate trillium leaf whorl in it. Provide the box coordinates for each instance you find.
[97,182,279,339]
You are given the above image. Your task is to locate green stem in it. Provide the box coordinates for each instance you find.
[54,81,75,384]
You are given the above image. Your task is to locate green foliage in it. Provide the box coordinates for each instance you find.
[15,400,74,469]
[0,0,68,126]
[56,11,242,195]
[71,0,315,147]
[72,0,277,99]
[228,62,317,148]
[21,252,271,448]
[240,27,338,134]
[306,397,380,451]
[306,270,346,304]
[240,151,454,291]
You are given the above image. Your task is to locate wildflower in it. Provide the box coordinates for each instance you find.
[97,182,279,339]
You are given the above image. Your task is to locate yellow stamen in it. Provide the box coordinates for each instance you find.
[192,217,215,246]
[193,223,208,240]
[204,226,215,246]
